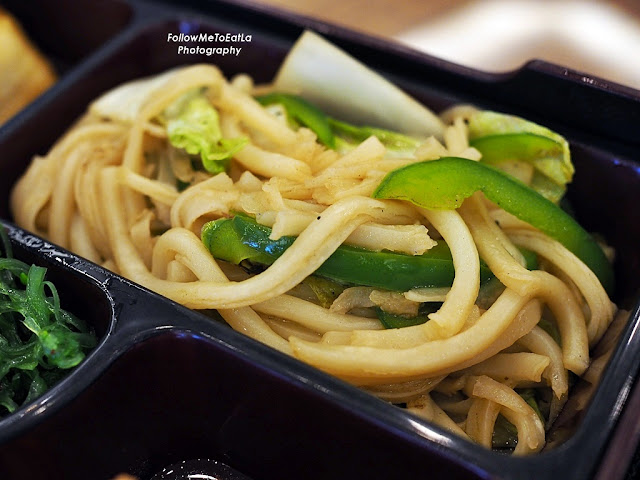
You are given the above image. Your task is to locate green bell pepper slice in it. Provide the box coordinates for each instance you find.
[327,117,422,153]
[470,133,567,203]
[372,156,614,294]
[200,214,498,292]
[468,110,574,203]
[255,93,336,148]
[471,133,562,176]
[256,93,424,154]
[376,306,437,329]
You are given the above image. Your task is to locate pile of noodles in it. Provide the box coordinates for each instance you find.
[10,64,619,454]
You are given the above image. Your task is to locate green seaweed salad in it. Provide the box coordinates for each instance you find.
[0,226,97,418]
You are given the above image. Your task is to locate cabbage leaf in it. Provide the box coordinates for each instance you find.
[164,92,247,174]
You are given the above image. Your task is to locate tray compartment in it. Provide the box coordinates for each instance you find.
[0,328,483,480]
[0,221,115,438]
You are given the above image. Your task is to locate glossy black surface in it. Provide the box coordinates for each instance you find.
[150,458,252,480]
[0,1,639,479]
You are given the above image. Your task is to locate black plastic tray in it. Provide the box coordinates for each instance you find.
[1,1,640,479]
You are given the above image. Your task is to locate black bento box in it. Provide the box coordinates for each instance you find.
[1,1,640,479]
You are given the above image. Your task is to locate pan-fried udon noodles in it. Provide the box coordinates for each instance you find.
[11,57,618,454]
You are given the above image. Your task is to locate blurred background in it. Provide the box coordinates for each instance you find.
[246,0,640,90]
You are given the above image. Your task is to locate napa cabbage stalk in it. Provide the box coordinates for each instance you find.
[272,30,445,139]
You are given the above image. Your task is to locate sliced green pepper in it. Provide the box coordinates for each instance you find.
[256,93,425,154]
[200,214,496,292]
[519,388,545,421]
[327,117,422,153]
[468,110,574,203]
[492,414,519,450]
[372,157,614,294]
[302,276,344,309]
[256,93,336,148]
[376,304,439,329]
[470,133,567,203]
[471,132,561,176]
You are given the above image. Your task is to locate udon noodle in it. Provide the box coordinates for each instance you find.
[10,60,618,454]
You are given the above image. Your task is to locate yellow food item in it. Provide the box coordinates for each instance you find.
[0,8,56,124]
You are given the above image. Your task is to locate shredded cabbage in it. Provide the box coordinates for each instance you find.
[164,92,247,174]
